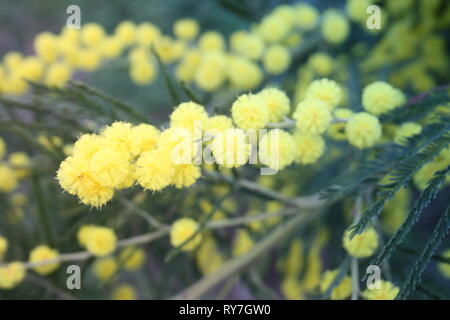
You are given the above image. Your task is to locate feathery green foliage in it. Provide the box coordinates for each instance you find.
[363,165,450,281]
[397,203,450,300]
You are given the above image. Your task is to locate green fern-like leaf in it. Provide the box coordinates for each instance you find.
[350,131,450,237]
[363,165,450,281]
[397,203,450,300]
[322,119,450,202]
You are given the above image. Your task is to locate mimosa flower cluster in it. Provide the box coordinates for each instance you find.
[55,77,419,208]
[0,0,449,300]
[0,2,351,96]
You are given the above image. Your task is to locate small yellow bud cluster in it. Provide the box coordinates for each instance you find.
[111,283,137,300]
[170,218,202,251]
[0,2,353,97]
[29,245,60,275]
[77,225,117,257]
[361,280,399,300]
[0,262,26,289]
[343,227,379,258]
[93,246,146,281]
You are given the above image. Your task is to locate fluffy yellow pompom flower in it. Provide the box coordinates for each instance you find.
[172,164,201,188]
[394,122,422,145]
[57,35,79,65]
[18,57,44,82]
[129,124,160,156]
[170,102,208,133]
[0,262,25,289]
[80,226,117,257]
[111,284,136,300]
[296,4,319,30]
[135,150,175,191]
[198,31,225,51]
[308,52,334,76]
[119,247,146,271]
[320,269,352,300]
[57,156,114,207]
[115,21,136,46]
[77,225,96,246]
[77,48,101,71]
[72,134,103,160]
[305,79,342,110]
[227,56,263,90]
[44,62,71,88]
[129,60,156,85]
[195,51,227,91]
[231,94,269,130]
[99,37,123,59]
[231,32,265,61]
[34,32,58,63]
[1,74,28,95]
[263,45,291,75]
[176,49,201,81]
[346,112,382,149]
[362,82,405,116]
[29,245,60,275]
[343,227,379,258]
[81,23,105,47]
[0,236,8,259]
[211,128,250,168]
[321,10,350,45]
[101,121,134,155]
[258,15,290,43]
[437,249,450,278]
[88,148,131,188]
[259,129,296,170]
[174,18,199,40]
[154,36,185,63]
[170,218,202,251]
[136,22,161,47]
[361,280,399,300]
[293,132,325,164]
[257,88,290,122]
[93,257,118,281]
[293,99,332,134]
[158,127,199,164]
[347,0,373,23]
[232,229,254,257]
[0,164,18,192]
[204,115,233,137]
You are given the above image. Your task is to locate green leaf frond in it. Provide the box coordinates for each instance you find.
[322,119,450,203]
[350,129,450,238]
[397,203,450,300]
[363,165,450,281]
